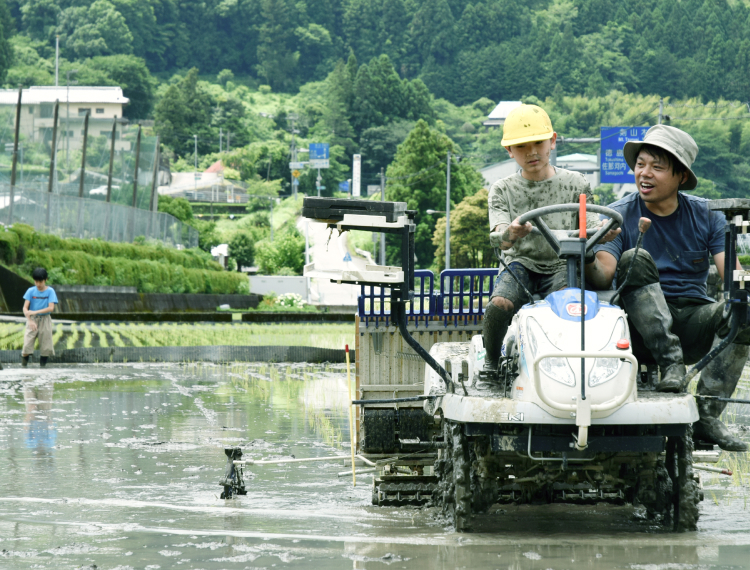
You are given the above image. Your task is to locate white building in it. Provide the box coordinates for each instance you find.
[0,86,130,151]
[482,101,523,127]
[479,153,602,189]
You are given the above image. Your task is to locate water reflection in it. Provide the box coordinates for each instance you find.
[0,363,749,570]
[22,378,56,453]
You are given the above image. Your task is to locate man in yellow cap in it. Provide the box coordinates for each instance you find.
[482,104,616,380]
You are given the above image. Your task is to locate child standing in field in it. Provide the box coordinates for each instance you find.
[22,267,58,368]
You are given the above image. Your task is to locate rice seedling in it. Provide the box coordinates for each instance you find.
[89,323,108,348]
[52,323,64,348]
[66,323,80,350]
[82,324,93,348]
[0,324,24,350]
[102,324,126,347]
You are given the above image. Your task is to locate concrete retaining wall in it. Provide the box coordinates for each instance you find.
[54,291,260,313]
[250,276,307,297]
[0,345,354,364]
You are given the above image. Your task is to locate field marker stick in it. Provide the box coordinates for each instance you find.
[346,344,356,486]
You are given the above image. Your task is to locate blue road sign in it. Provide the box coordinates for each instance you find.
[338,181,350,193]
[309,143,329,160]
[600,127,650,183]
[343,252,352,262]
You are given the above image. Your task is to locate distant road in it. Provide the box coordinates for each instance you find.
[297,217,369,307]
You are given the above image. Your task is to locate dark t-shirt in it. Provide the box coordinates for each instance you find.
[596,192,725,300]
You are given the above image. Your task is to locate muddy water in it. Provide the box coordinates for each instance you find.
[1,363,750,570]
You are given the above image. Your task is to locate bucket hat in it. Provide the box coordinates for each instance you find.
[623,124,698,190]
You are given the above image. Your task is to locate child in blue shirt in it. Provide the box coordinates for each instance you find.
[22,267,58,367]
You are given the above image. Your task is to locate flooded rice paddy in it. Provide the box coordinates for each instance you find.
[2,362,750,569]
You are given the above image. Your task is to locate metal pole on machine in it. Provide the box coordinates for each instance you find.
[380,167,385,265]
[9,87,21,225]
[445,150,451,270]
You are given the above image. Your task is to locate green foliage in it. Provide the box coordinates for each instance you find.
[254,228,305,275]
[385,119,483,268]
[432,187,494,272]
[228,231,254,270]
[158,194,193,222]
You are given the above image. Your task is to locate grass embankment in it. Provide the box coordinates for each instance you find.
[0,223,247,294]
[0,322,353,351]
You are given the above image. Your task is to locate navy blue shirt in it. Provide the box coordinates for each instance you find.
[596,192,725,300]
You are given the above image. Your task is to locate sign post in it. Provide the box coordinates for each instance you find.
[352,155,361,197]
[600,127,649,184]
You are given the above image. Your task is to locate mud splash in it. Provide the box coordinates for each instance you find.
[1,362,750,569]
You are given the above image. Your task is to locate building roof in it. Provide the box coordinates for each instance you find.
[483,101,523,126]
[557,153,598,164]
[205,160,224,174]
[0,86,129,106]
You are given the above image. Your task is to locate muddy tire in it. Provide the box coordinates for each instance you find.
[470,436,497,514]
[432,421,473,531]
[636,452,672,521]
[450,422,472,531]
[669,426,700,532]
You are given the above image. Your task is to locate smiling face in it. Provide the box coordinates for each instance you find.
[505,133,557,181]
[634,148,688,213]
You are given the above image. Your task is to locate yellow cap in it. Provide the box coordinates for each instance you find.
[501,104,554,146]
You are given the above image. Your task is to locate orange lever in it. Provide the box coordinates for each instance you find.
[579,193,586,238]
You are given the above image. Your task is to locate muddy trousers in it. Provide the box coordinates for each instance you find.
[482,262,567,368]
[616,248,750,419]
[22,315,55,357]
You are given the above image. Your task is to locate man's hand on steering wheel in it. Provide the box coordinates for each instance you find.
[596,220,622,244]
[495,218,533,250]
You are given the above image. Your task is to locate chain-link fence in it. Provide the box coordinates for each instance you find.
[0,188,198,247]
[0,97,196,248]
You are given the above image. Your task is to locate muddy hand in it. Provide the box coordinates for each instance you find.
[597,220,622,243]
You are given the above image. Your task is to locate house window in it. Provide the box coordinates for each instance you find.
[40,103,54,118]
[78,108,91,116]
[96,108,105,114]
[28,106,33,115]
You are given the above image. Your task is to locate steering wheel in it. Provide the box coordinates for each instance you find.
[489,203,623,255]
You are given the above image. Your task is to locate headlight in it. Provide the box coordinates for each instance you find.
[589,317,627,387]
[527,317,575,387]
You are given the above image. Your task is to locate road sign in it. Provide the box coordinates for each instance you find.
[292,170,300,178]
[292,178,299,186]
[600,127,649,183]
[343,252,352,262]
[4,143,13,153]
[289,161,305,169]
[309,143,329,160]
[309,143,330,169]
[338,181,350,193]
[353,155,361,197]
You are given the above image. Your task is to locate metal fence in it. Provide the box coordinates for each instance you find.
[0,188,198,248]
[0,93,197,247]
[358,268,500,327]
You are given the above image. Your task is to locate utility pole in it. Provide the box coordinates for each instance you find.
[227,131,231,153]
[289,114,298,198]
[380,167,385,265]
[658,98,664,125]
[445,151,451,270]
[193,134,198,192]
[55,36,59,86]
[219,128,223,153]
[9,87,21,224]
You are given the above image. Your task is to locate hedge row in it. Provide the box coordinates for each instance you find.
[1,224,221,270]
[22,249,247,294]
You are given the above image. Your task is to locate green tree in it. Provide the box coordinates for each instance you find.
[229,231,255,271]
[77,55,155,119]
[20,0,59,42]
[58,0,134,58]
[255,228,305,275]
[153,68,215,156]
[157,195,193,222]
[432,187,494,272]
[385,119,483,268]
[256,0,299,91]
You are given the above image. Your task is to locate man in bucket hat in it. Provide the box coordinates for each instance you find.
[585,124,749,451]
